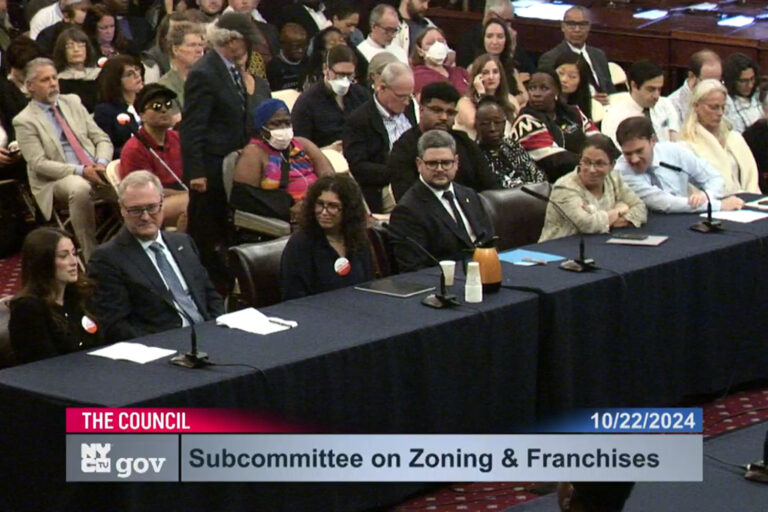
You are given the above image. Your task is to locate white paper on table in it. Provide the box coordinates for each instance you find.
[703,210,768,223]
[687,2,718,11]
[633,9,668,20]
[216,307,297,335]
[606,235,668,246]
[87,342,177,364]
[718,15,754,27]
[516,3,573,21]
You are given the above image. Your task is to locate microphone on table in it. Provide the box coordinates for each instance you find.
[658,161,722,233]
[116,113,189,192]
[382,222,460,309]
[170,310,210,369]
[521,186,596,272]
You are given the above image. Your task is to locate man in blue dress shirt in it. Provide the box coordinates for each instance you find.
[614,116,744,213]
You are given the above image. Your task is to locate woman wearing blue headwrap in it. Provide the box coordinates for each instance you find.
[231,98,334,222]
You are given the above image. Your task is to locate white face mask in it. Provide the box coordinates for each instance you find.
[266,127,293,150]
[329,77,351,96]
[425,41,449,65]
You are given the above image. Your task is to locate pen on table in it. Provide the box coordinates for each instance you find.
[267,317,295,328]
[523,257,547,265]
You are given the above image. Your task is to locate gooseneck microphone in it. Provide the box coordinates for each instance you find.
[658,161,722,233]
[116,113,189,192]
[382,222,460,309]
[521,186,596,272]
[170,311,210,369]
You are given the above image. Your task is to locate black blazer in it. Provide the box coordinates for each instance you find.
[277,3,323,38]
[342,98,416,212]
[93,101,138,158]
[88,227,224,342]
[180,50,248,185]
[389,181,494,272]
[538,41,615,94]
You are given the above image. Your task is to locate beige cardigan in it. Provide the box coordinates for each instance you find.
[682,124,760,194]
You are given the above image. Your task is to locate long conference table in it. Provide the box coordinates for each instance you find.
[1,208,768,511]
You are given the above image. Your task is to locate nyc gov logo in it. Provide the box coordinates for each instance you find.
[81,443,111,473]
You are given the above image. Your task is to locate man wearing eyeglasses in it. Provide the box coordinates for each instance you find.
[388,81,499,201]
[120,83,188,231]
[538,6,615,105]
[390,129,494,272]
[89,170,223,342]
[356,3,408,64]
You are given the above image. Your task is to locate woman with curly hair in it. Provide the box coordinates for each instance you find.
[722,52,763,133]
[280,174,373,300]
[9,227,103,364]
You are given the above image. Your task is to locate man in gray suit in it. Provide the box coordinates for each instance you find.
[13,57,113,260]
[538,6,615,105]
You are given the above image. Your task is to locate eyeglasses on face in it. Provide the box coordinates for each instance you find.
[148,99,174,112]
[579,159,610,171]
[65,41,87,50]
[421,159,455,170]
[563,20,590,28]
[376,23,400,36]
[314,200,343,214]
[123,202,163,217]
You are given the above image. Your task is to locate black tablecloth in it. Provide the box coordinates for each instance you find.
[0,270,538,511]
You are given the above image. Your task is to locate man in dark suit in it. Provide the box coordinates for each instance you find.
[389,81,499,202]
[89,171,223,342]
[180,12,253,288]
[390,129,495,272]
[343,61,416,212]
[537,6,614,104]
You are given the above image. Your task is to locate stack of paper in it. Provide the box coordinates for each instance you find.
[88,342,177,364]
[217,308,297,335]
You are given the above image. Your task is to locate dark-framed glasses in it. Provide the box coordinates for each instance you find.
[314,200,343,214]
[124,202,163,217]
[421,159,455,170]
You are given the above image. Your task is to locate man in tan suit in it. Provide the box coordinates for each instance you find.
[13,57,113,260]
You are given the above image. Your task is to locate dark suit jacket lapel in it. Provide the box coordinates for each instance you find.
[416,182,473,248]
[163,232,207,315]
[209,51,244,108]
[454,186,487,243]
[115,228,175,305]
[369,100,389,142]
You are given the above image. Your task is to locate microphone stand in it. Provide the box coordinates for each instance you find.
[521,186,596,272]
[170,311,210,368]
[657,161,723,233]
[382,222,460,309]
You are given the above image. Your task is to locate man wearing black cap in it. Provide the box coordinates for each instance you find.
[180,12,254,289]
[121,83,187,230]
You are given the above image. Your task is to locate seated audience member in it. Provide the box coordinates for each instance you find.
[94,54,143,158]
[343,61,416,212]
[120,84,188,229]
[304,26,346,86]
[88,171,223,342]
[411,26,468,97]
[390,129,495,272]
[328,0,363,47]
[281,174,373,300]
[456,0,534,75]
[539,134,646,241]
[389,81,499,201]
[53,27,100,112]
[13,57,113,261]
[29,0,67,40]
[157,21,205,108]
[366,51,398,92]
[36,0,90,55]
[101,0,153,55]
[511,69,598,182]
[9,227,103,364]
[292,44,369,150]
[479,19,527,107]
[455,53,517,140]
[395,0,433,54]
[538,6,615,105]
[680,79,760,194]
[356,4,408,64]
[232,98,333,221]
[141,12,186,80]
[668,49,721,125]
[743,89,768,192]
[82,5,129,58]
[277,0,330,40]
[239,49,272,126]
[266,22,309,91]
[226,0,279,76]
[475,96,545,188]
[722,53,763,133]
[615,116,743,213]
[199,0,225,21]
[553,51,592,121]
[602,60,678,145]
[558,482,635,512]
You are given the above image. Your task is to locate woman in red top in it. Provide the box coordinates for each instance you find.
[119,84,188,230]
